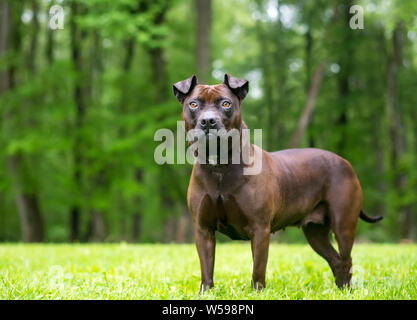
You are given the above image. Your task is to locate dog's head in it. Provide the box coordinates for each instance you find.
[173,74,249,134]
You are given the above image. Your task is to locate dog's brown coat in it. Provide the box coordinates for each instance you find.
[173,74,382,292]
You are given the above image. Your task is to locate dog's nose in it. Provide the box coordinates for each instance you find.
[198,111,218,130]
[199,115,218,130]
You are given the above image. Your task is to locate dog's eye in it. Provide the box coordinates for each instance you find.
[222,101,231,109]
[189,101,198,109]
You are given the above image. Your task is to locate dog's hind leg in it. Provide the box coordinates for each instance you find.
[327,178,362,288]
[330,215,357,289]
[302,221,342,283]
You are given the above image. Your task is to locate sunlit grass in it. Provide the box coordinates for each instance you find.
[0,243,416,299]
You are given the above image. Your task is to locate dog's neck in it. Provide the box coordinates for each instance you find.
[199,161,246,188]
[195,122,256,190]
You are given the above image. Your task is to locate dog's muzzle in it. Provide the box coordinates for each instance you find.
[197,110,222,134]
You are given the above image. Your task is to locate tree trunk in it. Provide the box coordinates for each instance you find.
[132,169,143,241]
[140,1,171,241]
[86,30,108,242]
[117,3,142,241]
[371,117,387,218]
[386,22,405,175]
[0,0,10,91]
[256,17,274,151]
[147,3,169,101]
[8,154,44,242]
[273,0,284,150]
[175,208,192,243]
[116,37,136,241]
[386,22,414,240]
[336,0,354,156]
[195,0,211,83]
[370,25,389,222]
[175,215,188,243]
[149,45,167,101]
[69,1,86,242]
[27,0,39,73]
[305,25,316,147]
[0,0,44,242]
[132,213,141,242]
[164,217,176,243]
[86,211,106,242]
[288,59,326,148]
[45,23,54,64]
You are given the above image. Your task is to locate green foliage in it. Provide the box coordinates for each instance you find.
[0,0,416,243]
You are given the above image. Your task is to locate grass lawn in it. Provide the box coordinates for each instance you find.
[0,243,416,299]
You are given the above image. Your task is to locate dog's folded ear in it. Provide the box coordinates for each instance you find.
[223,73,249,101]
[173,75,198,103]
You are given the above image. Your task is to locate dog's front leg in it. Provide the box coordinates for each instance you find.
[194,225,216,293]
[250,226,270,290]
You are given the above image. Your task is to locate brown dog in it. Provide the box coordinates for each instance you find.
[172,74,382,292]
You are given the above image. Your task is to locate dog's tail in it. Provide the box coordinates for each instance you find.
[359,209,383,223]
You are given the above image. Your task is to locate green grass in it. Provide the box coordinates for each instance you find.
[0,243,416,299]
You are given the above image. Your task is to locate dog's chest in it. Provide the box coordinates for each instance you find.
[212,171,224,185]
[193,166,253,240]
[210,193,252,240]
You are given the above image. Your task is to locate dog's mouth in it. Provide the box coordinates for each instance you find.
[205,131,219,141]
[188,127,242,165]
[204,131,215,137]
